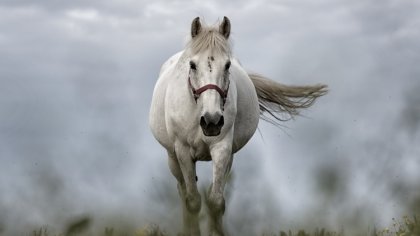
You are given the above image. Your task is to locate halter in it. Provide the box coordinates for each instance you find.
[188,76,229,106]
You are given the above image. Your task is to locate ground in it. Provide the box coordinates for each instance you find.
[24,215,420,236]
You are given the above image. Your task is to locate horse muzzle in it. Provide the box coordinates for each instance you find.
[200,112,224,136]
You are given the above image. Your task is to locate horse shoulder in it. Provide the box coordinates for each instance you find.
[150,51,184,151]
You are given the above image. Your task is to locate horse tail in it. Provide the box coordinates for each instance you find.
[248,73,328,124]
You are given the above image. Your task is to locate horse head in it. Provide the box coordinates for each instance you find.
[186,17,232,136]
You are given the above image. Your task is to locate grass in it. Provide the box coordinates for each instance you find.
[24,215,420,236]
[262,216,420,236]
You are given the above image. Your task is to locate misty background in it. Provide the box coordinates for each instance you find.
[1,0,419,235]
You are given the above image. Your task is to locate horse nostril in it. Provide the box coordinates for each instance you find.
[201,112,223,126]
[200,116,206,127]
[217,116,224,127]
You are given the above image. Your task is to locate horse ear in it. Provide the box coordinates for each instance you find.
[191,17,201,38]
[219,16,231,39]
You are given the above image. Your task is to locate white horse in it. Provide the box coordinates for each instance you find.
[149,17,327,236]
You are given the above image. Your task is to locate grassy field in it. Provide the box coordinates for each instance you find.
[26,215,420,236]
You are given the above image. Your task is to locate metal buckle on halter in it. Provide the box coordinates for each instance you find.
[193,92,199,102]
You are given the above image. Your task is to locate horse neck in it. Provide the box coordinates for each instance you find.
[173,51,190,76]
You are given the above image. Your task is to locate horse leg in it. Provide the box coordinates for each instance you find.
[168,151,191,235]
[174,143,201,236]
[206,144,233,236]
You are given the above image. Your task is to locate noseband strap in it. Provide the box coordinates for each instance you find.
[188,76,229,105]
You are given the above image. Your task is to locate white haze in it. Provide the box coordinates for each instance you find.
[0,0,419,235]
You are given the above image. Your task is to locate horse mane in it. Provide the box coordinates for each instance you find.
[186,22,232,56]
[248,73,328,124]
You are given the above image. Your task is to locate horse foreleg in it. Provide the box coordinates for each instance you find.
[174,143,201,236]
[206,144,233,236]
[167,152,190,235]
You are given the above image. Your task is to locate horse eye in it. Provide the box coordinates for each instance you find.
[189,61,197,70]
[225,60,231,70]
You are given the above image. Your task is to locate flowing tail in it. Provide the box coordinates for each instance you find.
[248,73,328,124]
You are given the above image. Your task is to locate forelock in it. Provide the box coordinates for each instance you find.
[186,25,231,56]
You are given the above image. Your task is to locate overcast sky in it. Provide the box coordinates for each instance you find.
[1,0,420,235]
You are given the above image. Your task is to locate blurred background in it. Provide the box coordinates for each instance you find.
[0,0,419,235]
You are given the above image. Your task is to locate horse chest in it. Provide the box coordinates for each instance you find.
[190,142,212,162]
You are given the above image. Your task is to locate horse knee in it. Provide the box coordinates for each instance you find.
[207,193,225,215]
[186,192,201,214]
